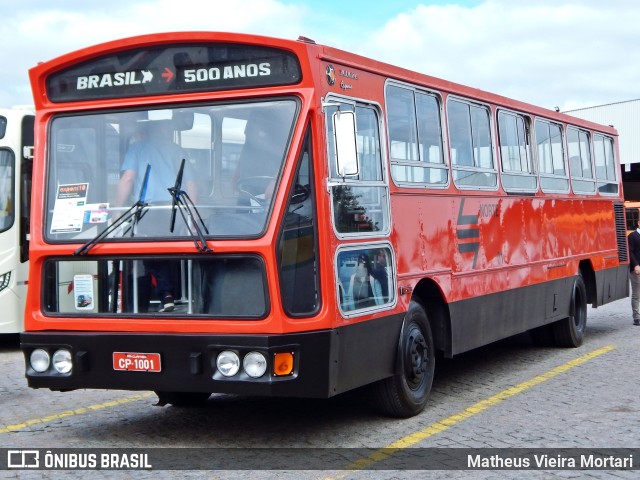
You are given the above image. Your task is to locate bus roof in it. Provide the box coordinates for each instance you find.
[28,31,617,136]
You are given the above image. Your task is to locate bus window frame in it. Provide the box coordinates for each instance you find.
[324,94,392,240]
[276,126,322,318]
[593,133,619,196]
[496,108,538,194]
[567,126,596,195]
[384,80,450,189]
[446,95,499,192]
[534,117,570,195]
[335,241,397,318]
[41,254,271,318]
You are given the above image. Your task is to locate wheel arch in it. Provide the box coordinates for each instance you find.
[411,277,452,358]
[578,259,596,306]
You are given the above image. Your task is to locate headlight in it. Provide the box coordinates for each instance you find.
[243,352,267,378]
[52,349,73,374]
[216,351,240,377]
[0,271,10,292]
[30,349,50,373]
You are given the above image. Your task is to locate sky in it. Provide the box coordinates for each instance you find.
[1,0,638,112]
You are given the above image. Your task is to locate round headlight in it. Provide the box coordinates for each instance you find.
[243,352,267,378]
[216,351,240,377]
[52,349,73,374]
[30,349,50,373]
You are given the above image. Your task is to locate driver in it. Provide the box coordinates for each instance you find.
[232,111,288,201]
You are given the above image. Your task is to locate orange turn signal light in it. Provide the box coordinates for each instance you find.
[273,352,294,376]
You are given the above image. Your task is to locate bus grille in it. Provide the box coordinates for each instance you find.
[614,202,629,262]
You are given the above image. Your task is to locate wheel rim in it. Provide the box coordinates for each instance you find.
[404,325,428,390]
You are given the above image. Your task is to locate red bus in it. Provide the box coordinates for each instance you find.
[22,32,628,417]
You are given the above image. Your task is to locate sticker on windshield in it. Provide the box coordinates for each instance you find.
[50,183,89,233]
[83,203,109,224]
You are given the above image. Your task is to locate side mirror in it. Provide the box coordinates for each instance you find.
[333,110,358,177]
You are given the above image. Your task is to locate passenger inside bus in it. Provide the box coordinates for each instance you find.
[345,253,384,311]
[117,118,197,208]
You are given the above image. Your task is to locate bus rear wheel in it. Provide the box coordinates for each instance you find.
[372,300,435,418]
[553,275,588,347]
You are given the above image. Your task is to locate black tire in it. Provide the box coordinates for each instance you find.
[553,275,588,347]
[154,391,211,407]
[372,300,435,418]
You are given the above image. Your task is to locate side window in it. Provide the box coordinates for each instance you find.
[356,106,383,182]
[448,98,497,188]
[567,127,595,194]
[277,130,319,316]
[337,246,394,314]
[326,100,389,236]
[497,111,536,192]
[535,119,569,193]
[593,134,618,195]
[386,84,447,185]
[0,149,15,232]
[387,85,419,163]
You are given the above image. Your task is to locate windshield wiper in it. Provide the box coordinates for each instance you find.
[74,164,151,256]
[168,158,211,253]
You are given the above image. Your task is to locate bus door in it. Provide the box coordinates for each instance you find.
[0,111,33,333]
[323,97,395,315]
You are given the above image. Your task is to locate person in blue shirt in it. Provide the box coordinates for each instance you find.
[116,119,197,312]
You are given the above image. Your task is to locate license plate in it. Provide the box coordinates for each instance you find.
[113,352,161,372]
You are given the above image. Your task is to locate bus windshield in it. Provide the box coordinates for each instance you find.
[46,99,298,242]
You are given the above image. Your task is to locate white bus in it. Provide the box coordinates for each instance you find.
[0,107,33,334]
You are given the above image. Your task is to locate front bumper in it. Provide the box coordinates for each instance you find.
[21,330,335,398]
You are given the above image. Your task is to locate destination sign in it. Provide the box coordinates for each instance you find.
[46,43,302,102]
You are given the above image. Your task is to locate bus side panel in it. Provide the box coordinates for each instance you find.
[332,313,404,395]
[594,264,629,307]
[0,288,23,334]
[448,275,574,356]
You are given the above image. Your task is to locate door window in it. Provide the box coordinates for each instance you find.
[326,100,389,236]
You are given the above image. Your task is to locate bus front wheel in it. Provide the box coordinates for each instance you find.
[372,300,435,418]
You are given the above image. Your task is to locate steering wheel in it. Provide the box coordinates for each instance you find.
[236,176,276,206]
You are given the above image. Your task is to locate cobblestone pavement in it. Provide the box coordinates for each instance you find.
[1,297,638,479]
